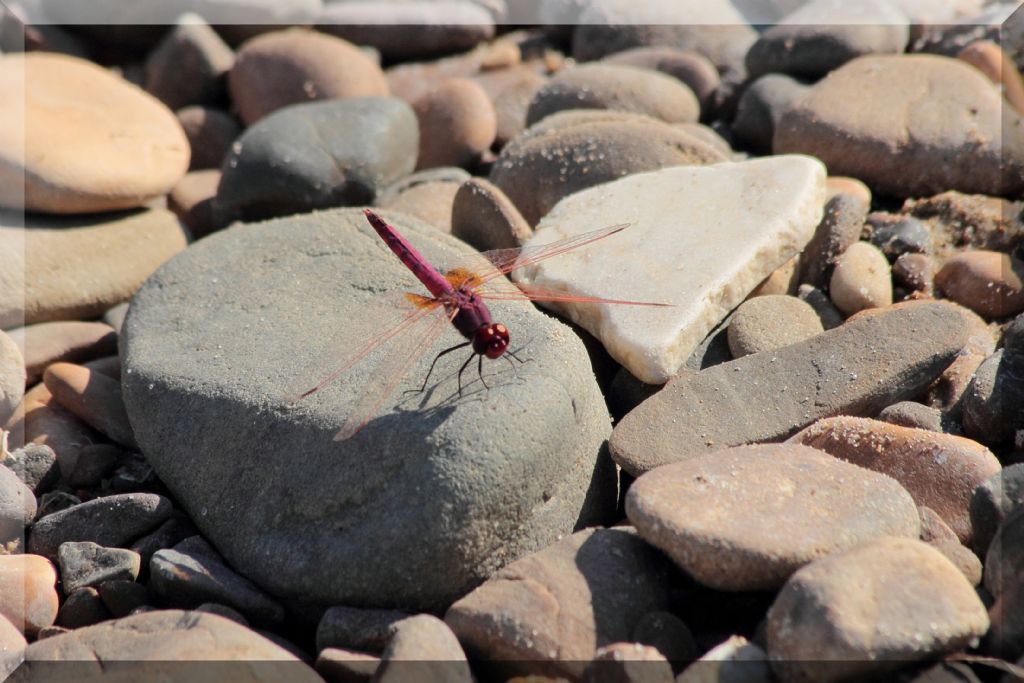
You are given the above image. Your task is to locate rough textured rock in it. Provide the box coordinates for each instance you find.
[775,54,1024,197]
[767,538,989,683]
[445,527,677,681]
[611,302,969,475]
[516,156,826,384]
[57,541,141,594]
[0,53,189,213]
[626,444,920,591]
[0,209,189,328]
[788,416,1001,545]
[121,208,617,611]
[2,444,59,495]
[214,98,418,225]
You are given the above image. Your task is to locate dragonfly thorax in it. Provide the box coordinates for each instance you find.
[473,323,509,359]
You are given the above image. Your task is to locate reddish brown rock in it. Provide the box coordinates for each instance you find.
[43,363,136,449]
[229,29,389,125]
[413,78,497,170]
[315,647,379,683]
[824,176,872,206]
[176,106,241,171]
[788,416,1001,545]
[376,180,460,234]
[0,53,189,213]
[0,554,59,636]
[144,16,235,111]
[9,321,117,386]
[603,47,719,114]
[3,382,100,465]
[957,39,1024,114]
[919,506,982,586]
[935,250,1024,318]
[374,615,472,683]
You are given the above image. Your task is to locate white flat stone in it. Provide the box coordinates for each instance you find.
[514,155,827,384]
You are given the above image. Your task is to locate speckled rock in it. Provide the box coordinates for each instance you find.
[1,443,59,495]
[57,541,141,594]
[767,537,989,683]
[962,349,1024,445]
[746,0,910,80]
[121,208,617,611]
[775,54,1024,197]
[0,53,189,213]
[877,401,958,434]
[829,242,893,315]
[788,416,1001,545]
[611,302,969,475]
[413,78,496,169]
[626,444,920,591]
[214,98,418,225]
[0,209,189,328]
[526,64,700,127]
[727,295,823,358]
[489,112,726,226]
[445,527,677,681]
[228,28,388,125]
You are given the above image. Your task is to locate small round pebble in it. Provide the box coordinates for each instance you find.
[829,241,893,315]
[228,29,389,125]
[169,169,220,238]
[175,106,241,171]
[727,295,823,358]
[893,252,935,294]
[413,78,497,169]
[918,506,983,586]
[766,537,989,683]
[935,250,1024,318]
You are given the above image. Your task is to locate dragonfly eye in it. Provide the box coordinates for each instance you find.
[474,323,509,359]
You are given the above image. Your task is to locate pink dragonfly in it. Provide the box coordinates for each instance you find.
[290,208,670,440]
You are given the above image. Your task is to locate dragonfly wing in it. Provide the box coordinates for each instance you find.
[284,290,442,407]
[476,281,673,307]
[334,304,457,441]
[475,223,630,285]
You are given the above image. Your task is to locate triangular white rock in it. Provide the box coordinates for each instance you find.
[514,155,827,384]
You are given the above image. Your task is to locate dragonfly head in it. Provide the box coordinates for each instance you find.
[473,323,509,359]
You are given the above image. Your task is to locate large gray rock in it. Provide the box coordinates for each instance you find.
[121,208,617,611]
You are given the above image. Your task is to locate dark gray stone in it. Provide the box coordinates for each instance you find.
[28,493,173,560]
[611,302,970,475]
[984,506,1024,658]
[962,350,1024,445]
[867,215,933,260]
[57,541,141,594]
[731,73,809,155]
[149,536,285,625]
[121,208,618,611]
[97,580,149,618]
[59,443,121,489]
[2,443,59,495]
[129,512,199,571]
[798,193,870,290]
[877,401,960,435]
[970,464,1024,558]
[0,464,35,547]
[214,98,419,225]
[745,0,910,80]
[57,587,111,629]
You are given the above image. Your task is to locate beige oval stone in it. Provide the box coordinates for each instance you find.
[625,444,921,591]
[935,249,1024,318]
[376,180,461,234]
[0,554,59,636]
[0,209,189,328]
[829,241,892,315]
[788,416,1001,545]
[413,78,497,170]
[229,29,389,125]
[767,537,989,683]
[0,331,24,426]
[0,53,189,214]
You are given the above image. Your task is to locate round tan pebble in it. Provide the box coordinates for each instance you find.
[935,249,1024,319]
[176,106,241,171]
[824,176,872,206]
[228,29,389,125]
[451,177,532,251]
[413,78,497,170]
[0,554,59,636]
[829,241,892,315]
[43,363,137,449]
[0,330,24,426]
[728,295,824,357]
[0,53,190,214]
[957,40,1024,114]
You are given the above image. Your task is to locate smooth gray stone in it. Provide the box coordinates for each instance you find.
[214,97,418,226]
[121,208,617,610]
[610,303,970,475]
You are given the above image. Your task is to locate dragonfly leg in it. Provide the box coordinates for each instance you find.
[477,354,489,390]
[404,341,471,395]
[507,348,529,364]
[456,352,476,396]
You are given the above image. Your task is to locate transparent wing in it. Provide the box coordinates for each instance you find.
[285,291,443,407]
[333,304,457,441]
[474,280,674,307]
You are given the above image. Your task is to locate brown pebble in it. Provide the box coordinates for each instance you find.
[824,176,872,206]
[42,363,137,449]
[9,321,117,386]
[919,506,982,586]
[176,106,241,171]
[956,39,1024,114]
[451,177,532,251]
[376,180,461,234]
[892,252,934,294]
[829,241,892,315]
[169,169,221,238]
[0,554,59,635]
[935,249,1024,318]
[413,78,497,170]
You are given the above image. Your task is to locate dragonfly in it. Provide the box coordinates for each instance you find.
[289,208,671,440]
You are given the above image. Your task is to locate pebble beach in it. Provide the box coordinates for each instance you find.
[1,1,1024,681]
